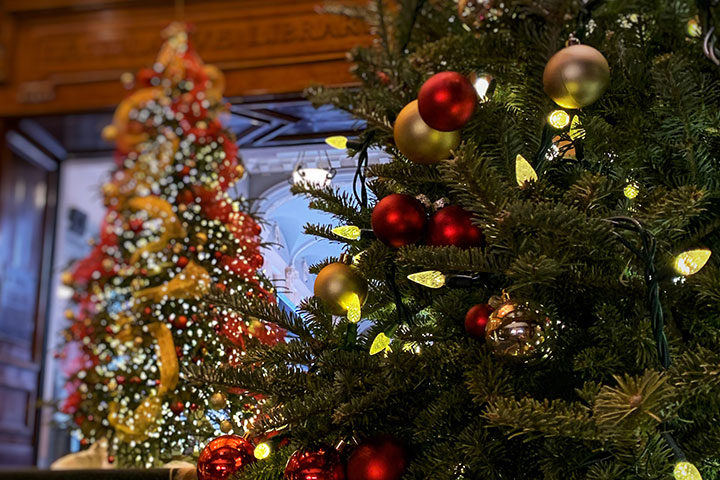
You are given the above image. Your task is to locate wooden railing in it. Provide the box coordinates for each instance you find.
[0,0,372,116]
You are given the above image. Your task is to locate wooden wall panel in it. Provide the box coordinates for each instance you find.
[0,0,371,116]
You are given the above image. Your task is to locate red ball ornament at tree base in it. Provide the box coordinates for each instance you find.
[284,445,345,480]
[197,435,256,480]
[426,205,485,248]
[347,435,408,480]
[465,303,494,340]
[418,72,477,131]
[371,194,427,248]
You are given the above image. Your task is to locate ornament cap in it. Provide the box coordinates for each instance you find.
[565,34,581,47]
[339,253,353,265]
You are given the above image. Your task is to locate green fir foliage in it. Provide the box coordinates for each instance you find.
[188,0,720,478]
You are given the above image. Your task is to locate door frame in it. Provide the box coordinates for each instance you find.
[0,118,63,466]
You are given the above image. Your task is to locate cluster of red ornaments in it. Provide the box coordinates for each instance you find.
[371,193,484,249]
[285,435,407,480]
[197,434,408,480]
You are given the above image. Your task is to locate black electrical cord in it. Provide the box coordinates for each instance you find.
[351,134,375,209]
[696,0,720,66]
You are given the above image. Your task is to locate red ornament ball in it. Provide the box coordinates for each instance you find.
[371,194,427,248]
[174,315,188,330]
[347,436,408,480]
[418,72,477,132]
[465,303,494,339]
[197,435,256,480]
[426,206,484,248]
[284,445,345,480]
[170,401,184,415]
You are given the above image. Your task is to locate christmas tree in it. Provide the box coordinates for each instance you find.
[186,1,720,479]
[59,23,283,468]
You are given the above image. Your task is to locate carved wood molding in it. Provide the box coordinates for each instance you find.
[0,0,371,116]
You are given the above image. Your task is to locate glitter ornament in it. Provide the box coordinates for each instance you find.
[197,435,256,480]
[371,194,427,248]
[393,100,461,164]
[347,436,407,480]
[426,205,484,248]
[418,72,477,131]
[284,445,345,480]
[543,44,610,109]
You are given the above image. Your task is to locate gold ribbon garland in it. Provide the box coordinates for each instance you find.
[107,322,178,443]
[133,260,211,304]
[128,196,186,264]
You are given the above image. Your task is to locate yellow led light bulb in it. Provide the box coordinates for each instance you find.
[344,293,362,323]
[254,442,271,460]
[624,181,640,199]
[548,110,571,129]
[407,270,446,289]
[515,154,538,186]
[370,332,392,355]
[325,136,348,150]
[674,461,702,480]
[686,18,702,38]
[674,249,711,276]
[332,225,362,240]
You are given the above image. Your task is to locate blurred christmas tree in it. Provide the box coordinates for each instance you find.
[59,23,284,467]
[185,1,720,479]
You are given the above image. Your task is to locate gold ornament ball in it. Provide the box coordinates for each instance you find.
[485,297,554,359]
[220,420,233,433]
[61,271,74,286]
[393,100,461,165]
[543,44,610,109]
[314,257,368,316]
[209,392,227,410]
[101,125,118,142]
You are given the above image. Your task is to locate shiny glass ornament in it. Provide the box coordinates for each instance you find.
[543,44,610,109]
[347,435,407,480]
[485,295,554,359]
[284,445,345,480]
[418,72,477,131]
[197,435,256,480]
[426,205,484,248]
[465,303,494,339]
[393,100,461,165]
[314,255,368,316]
[371,194,427,248]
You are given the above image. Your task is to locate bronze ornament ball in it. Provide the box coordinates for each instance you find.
[485,297,554,359]
[209,392,227,410]
[314,259,368,316]
[393,100,461,165]
[542,44,610,109]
